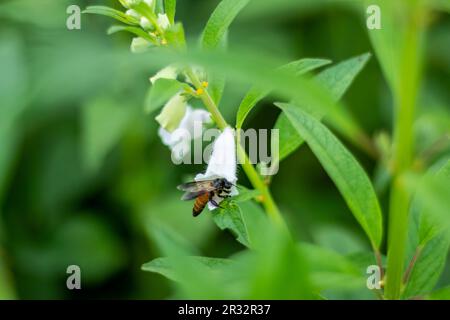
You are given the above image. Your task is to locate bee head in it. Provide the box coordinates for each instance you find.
[213,178,232,190]
[223,179,232,189]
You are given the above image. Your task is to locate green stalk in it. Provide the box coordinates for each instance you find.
[185,68,289,232]
[384,2,423,299]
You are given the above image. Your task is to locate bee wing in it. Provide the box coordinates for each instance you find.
[181,191,207,201]
[177,180,216,193]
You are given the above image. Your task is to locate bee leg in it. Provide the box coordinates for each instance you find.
[210,199,223,209]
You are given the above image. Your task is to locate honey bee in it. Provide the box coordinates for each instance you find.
[177,178,233,216]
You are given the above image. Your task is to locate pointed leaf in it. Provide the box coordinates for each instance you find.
[403,160,450,298]
[107,25,157,44]
[83,5,139,25]
[236,58,331,128]
[201,0,250,50]
[211,202,250,247]
[274,53,371,161]
[164,0,176,24]
[142,256,232,281]
[275,103,383,248]
[145,78,188,114]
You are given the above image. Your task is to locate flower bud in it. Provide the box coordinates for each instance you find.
[155,93,187,132]
[140,17,153,30]
[130,37,151,53]
[157,13,170,30]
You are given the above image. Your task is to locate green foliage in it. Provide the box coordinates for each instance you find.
[236,58,331,129]
[142,256,232,282]
[428,286,450,300]
[275,103,383,248]
[201,0,250,50]
[145,78,189,113]
[211,202,250,247]
[164,0,176,24]
[107,25,157,44]
[274,53,371,161]
[2,0,449,301]
[81,97,134,172]
[403,160,450,298]
[83,6,139,25]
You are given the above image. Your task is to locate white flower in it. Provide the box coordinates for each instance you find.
[195,127,238,210]
[149,65,178,84]
[158,107,212,160]
[130,37,151,53]
[157,13,170,30]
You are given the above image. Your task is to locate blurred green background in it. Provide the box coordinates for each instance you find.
[0,0,449,299]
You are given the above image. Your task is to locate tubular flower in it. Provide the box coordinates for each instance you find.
[195,127,239,210]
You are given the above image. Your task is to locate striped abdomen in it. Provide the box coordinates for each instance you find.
[193,193,210,217]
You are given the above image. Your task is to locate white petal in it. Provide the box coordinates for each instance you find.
[195,127,237,184]
[158,107,211,159]
[150,65,178,84]
[157,13,170,30]
[180,109,212,140]
[157,127,173,146]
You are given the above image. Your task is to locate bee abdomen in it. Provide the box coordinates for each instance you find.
[193,193,209,217]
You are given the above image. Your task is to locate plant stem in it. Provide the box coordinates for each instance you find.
[385,3,422,300]
[185,68,289,232]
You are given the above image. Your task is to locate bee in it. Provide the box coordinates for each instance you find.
[177,178,233,216]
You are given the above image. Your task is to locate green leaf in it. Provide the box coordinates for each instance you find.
[145,78,188,114]
[211,202,250,247]
[233,186,261,203]
[404,159,450,236]
[300,243,367,291]
[145,223,228,298]
[428,286,450,300]
[141,256,232,281]
[201,0,250,50]
[275,103,383,248]
[164,0,176,24]
[274,53,371,161]
[107,25,157,44]
[236,58,331,128]
[207,32,228,106]
[164,22,185,49]
[402,234,449,299]
[83,5,139,25]
[402,160,450,298]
